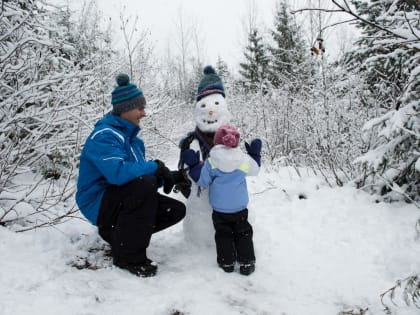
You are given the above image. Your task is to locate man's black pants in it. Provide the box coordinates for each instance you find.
[97,177,186,264]
[212,208,255,266]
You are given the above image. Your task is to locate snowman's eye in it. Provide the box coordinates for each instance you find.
[201,103,206,108]
[215,102,219,105]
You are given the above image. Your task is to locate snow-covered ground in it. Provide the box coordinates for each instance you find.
[1,167,419,315]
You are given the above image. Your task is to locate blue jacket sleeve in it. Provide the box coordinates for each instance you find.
[86,130,158,186]
[197,160,213,188]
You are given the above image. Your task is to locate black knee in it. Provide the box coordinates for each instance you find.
[176,202,186,221]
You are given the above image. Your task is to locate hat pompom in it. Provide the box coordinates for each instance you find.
[203,65,216,75]
[116,73,130,86]
[214,125,240,148]
[222,134,238,147]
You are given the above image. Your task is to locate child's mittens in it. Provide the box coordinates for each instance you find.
[181,149,202,182]
[245,139,262,166]
[181,149,200,167]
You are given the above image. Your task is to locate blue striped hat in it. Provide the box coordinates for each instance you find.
[111,74,146,114]
[196,65,225,102]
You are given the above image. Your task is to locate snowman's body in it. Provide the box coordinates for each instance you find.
[182,140,213,246]
[180,92,232,246]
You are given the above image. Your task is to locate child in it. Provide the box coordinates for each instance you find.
[197,124,262,275]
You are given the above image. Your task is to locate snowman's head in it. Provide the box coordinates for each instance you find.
[194,65,231,133]
[194,93,231,133]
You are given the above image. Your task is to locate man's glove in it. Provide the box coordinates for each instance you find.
[171,170,190,185]
[245,139,262,166]
[171,170,192,198]
[181,149,200,167]
[154,159,175,194]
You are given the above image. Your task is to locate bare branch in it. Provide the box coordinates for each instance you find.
[331,0,408,40]
[403,8,420,41]
[292,1,411,41]
[319,18,358,33]
[290,8,343,14]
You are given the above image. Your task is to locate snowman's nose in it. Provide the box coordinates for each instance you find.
[208,110,214,116]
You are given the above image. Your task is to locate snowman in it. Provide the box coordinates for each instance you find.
[176,66,232,246]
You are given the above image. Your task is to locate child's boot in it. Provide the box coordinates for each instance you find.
[239,262,255,276]
[218,263,234,273]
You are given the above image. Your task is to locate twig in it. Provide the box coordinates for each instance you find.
[292,2,410,40]
[319,18,357,33]
[403,6,420,41]
[291,8,343,14]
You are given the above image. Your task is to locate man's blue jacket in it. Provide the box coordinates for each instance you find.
[76,112,158,225]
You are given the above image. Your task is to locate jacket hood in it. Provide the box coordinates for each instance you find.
[209,145,244,172]
[96,112,140,139]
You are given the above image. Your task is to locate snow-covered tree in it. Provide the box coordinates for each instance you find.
[268,1,308,90]
[347,0,420,203]
[0,0,115,230]
[232,2,372,185]
[239,28,270,93]
[289,0,420,305]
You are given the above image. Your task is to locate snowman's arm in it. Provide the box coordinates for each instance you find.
[245,154,260,176]
[189,140,201,158]
[183,139,204,183]
[197,160,212,188]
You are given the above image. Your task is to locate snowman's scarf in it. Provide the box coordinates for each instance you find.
[175,128,216,198]
[193,127,215,160]
[188,128,215,198]
[178,128,215,161]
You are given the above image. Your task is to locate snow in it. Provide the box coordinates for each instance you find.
[1,167,419,315]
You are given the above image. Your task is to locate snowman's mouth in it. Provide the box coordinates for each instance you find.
[203,119,218,124]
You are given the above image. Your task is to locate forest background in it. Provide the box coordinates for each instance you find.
[0,0,419,312]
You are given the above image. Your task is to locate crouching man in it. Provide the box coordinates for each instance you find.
[76,74,186,277]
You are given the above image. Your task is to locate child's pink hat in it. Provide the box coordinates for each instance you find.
[214,125,240,148]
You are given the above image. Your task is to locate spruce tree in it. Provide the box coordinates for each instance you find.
[348,0,420,202]
[216,56,229,81]
[239,28,270,93]
[346,0,418,109]
[268,1,307,89]
[216,56,233,91]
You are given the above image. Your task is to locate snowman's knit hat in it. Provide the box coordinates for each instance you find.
[196,65,225,102]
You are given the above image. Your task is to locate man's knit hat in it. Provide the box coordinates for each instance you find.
[111,73,146,114]
[196,65,225,102]
[214,125,240,148]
